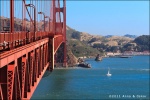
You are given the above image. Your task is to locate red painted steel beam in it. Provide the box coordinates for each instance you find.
[54,36,64,54]
[7,64,15,100]
[21,56,27,98]
[48,38,55,71]
[63,0,67,66]
[0,84,3,100]
[34,49,39,82]
[0,38,49,68]
[13,64,21,100]
[24,63,49,99]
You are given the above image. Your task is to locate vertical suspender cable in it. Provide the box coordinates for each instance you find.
[23,0,26,42]
[21,1,22,35]
[30,0,31,32]
[32,0,33,32]
[2,0,3,17]
[22,0,23,32]
[0,1,1,32]
[5,1,6,18]
[40,0,42,31]
[40,0,42,24]
[37,0,38,31]
[36,0,37,31]
[30,0,32,31]
[3,1,5,41]
[6,1,8,19]
[0,1,2,31]
[44,0,45,31]
[4,1,5,18]
[14,0,15,20]
[40,0,42,20]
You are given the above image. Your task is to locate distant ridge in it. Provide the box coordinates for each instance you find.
[105,34,137,39]
[124,34,137,39]
[104,35,113,38]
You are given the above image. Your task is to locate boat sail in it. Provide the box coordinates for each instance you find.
[106,68,112,76]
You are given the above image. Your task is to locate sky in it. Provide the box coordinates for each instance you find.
[0,1,149,36]
[66,1,149,36]
[0,0,51,24]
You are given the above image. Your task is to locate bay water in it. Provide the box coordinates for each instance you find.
[31,55,149,99]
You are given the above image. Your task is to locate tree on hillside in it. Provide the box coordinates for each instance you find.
[88,38,97,43]
[93,43,108,49]
[134,35,150,46]
[133,35,150,51]
[71,31,81,40]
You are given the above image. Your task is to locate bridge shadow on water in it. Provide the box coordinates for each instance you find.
[31,69,70,99]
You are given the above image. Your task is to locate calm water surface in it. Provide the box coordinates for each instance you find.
[32,56,149,99]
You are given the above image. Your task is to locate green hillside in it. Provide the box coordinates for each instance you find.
[67,39,100,57]
[133,35,150,51]
[66,26,100,57]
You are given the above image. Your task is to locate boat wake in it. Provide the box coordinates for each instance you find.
[109,68,150,71]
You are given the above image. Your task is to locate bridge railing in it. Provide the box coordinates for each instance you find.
[0,31,54,51]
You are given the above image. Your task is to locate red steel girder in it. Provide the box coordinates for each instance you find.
[34,48,39,81]
[24,63,49,99]
[13,64,21,100]
[7,64,15,100]
[54,35,63,54]
[30,51,34,87]
[0,84,3,100]
[21,56,27,98]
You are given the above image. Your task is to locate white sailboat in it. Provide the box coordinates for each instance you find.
[106,67,112,76]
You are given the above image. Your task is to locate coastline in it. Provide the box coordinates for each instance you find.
[53,55,149,69]
[54,66,78,69]
[33,55,149,100]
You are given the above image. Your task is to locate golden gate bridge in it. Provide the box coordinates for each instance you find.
[0,0,67,99]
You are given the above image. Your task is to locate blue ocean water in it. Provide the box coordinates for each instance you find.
[31,56,149,99]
